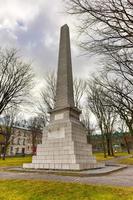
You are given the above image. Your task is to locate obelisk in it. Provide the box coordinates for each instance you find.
[23,25,103,170]
[55,24,74,109]
[49,24,81,124]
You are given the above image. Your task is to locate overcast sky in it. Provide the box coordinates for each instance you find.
[0,0,100,121]
[0,0,100,79]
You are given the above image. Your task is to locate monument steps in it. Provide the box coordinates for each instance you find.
[23,162,104,170]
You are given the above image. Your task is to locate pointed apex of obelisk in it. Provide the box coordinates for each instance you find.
[54,24,75,110]
[61,24,69,29]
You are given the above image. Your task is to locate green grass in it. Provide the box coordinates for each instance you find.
[94,152,133,162]
[0,180,133,200]
[118,157,133,165]
[114,152,133,157]
[0,156,32,167]
[94,153,114,161]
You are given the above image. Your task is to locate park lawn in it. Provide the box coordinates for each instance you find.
[0,180,133,200]
[118,157,133,165]
[0,156,32,167]
[94,152,133,162]
[94,152,114,161]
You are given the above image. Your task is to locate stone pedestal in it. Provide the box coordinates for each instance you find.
[23,108,104,170]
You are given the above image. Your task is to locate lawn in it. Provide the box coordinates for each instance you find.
[94,153,114,161]
[118,157,133,165]
[94,152,133,162]
[0,156,32,167]
[0,180,133,200]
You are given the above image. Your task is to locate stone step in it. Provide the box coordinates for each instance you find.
[37,143,92,152]
[33,154,96,160]
[37,151,93,157]
[23,162,104,170]
[32,156,96,164]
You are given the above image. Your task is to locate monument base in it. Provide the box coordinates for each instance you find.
[23,162,104,170]
[23,117,105,170]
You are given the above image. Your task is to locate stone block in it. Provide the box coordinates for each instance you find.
[61,164,70,170]
[50,164,55,169]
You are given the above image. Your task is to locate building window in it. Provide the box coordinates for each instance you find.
[17,138,20,145]
[23,139,25,145]
[22,148,25,154]
[16,147,19,154]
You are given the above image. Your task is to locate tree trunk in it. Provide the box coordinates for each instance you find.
[110,134,114,156]
[106,134,111,156]
[101,133,107,158]
[107,132,114,156]
[99,123,107,158]
[124,136,130,154]
[1,145,6,160]
[128,125,133,136]
[2,152,6,160]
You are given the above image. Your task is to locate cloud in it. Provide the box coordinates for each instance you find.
[0,0,41,27]
[0,0,102,118]
[0,0,100,79]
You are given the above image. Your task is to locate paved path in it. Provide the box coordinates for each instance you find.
[0,166,133,187]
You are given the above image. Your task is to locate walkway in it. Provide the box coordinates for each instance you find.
[0,166,133,187]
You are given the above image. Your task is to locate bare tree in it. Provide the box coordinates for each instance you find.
[0,48,33,115]
[106,50,133,87]
[80,108,96,143]
[39,72,87,121]
[86,80,118,157]
[66,0,133,153]
[66,0,133,53]
[94,72,133,136]
[28,116,43,155]
[0,107,18,159]
[37,72,56,123]
[74,78,87,108]
[118,120,131,154]
[66,0,133,84]
[41,72,56,111]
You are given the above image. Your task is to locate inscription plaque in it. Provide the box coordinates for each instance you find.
[48,128,65,139]
[55,113,64,120]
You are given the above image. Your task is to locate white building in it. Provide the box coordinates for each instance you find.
[8,126,42,155]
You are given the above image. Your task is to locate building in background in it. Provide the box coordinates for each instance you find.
[8,126,42,156]
[0,116,42,156]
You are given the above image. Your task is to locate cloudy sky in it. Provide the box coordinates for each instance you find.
[0,0,100,80]
[0,0,101,122]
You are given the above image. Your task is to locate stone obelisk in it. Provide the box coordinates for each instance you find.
[23,24,103,170]
[55,24,74,109]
